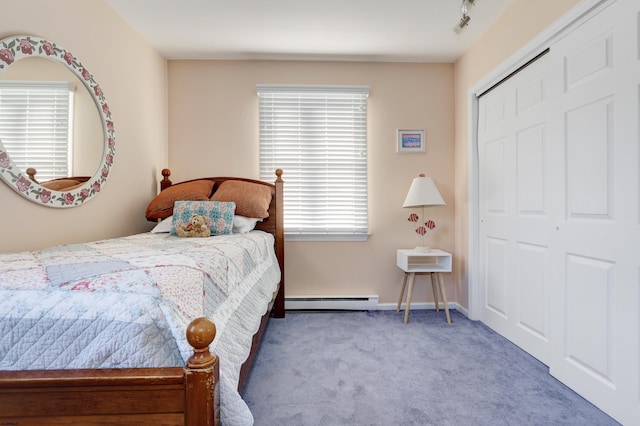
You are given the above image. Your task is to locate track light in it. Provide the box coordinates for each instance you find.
[453,0,476,34]
[454,14,471,34]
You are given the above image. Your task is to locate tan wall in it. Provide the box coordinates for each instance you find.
[168,61,455,304]
[1,0,584,308]
[453,0,582,309]
[0,0,168,253]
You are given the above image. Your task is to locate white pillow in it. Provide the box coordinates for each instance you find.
[151,215,173,233]
[233,216,261,234]
[153,214,259,234]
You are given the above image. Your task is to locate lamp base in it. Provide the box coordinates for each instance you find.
[414,246,431,253]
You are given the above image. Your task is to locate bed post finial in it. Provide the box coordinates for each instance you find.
[26,167,38,183]
[275,168,283,183]
[185,317,220,425]
[160,168,172,191]
[186,317,217,368]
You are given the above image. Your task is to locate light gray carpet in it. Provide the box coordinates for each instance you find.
[242,310,619,426]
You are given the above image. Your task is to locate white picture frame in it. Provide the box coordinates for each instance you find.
[397,129,425,153]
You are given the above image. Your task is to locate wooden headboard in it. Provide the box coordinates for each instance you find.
[157,168,285,318]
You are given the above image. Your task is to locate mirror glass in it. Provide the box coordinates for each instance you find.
[0,35,115,207]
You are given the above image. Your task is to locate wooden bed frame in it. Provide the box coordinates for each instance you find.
[0,169,285,426]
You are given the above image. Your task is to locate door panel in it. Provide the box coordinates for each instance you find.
[516,125,546,214]
[564,253,615,386]
[478,53,551,364]
[516,242,548,339]
[477,1,640,422]
[485,237,508,317]
[547,1,640,422]
[565,96,613,218]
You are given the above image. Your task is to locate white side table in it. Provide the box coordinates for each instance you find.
[396,249,452,324]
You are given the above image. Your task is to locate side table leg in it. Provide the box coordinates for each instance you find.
[396,272,408,312]
[404,272,416,324]
[430,272,440,312]
[437,272,451,324]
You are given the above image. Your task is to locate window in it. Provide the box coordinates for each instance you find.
[0,81,74,182]
[257,84,369,241]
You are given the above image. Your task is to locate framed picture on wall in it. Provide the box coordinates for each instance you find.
[397,129,425,153]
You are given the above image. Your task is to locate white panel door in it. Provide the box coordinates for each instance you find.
[477,1,640,422]
[547,0,640,423]
[478,54,552,364]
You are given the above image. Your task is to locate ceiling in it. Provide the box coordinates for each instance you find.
[105,0,516,63]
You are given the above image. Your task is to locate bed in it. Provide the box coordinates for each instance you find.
[0,169,285,426]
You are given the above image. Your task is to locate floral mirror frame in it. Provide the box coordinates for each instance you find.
[0,35,115,207]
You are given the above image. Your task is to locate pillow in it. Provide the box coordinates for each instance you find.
[40,178,85,191]
[171,200,235,236]
[150,215,173,233]
[210,180,272,219]
[232,215,261,234]
[146,180,215,220]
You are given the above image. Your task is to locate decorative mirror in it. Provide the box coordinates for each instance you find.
[0,35,115,207]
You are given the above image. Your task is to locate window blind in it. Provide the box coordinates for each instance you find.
[0,81,73,182]
[257,84,369,240]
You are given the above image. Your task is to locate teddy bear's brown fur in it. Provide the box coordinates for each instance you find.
[176,214,211,237]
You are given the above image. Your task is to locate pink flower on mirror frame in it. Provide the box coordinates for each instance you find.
[16,176,31,192]
[19,39,33,54]
[42,40,54,56]
[63,193,75,205]
[0,49,14,65]
[0,152,9,168]
[63,51,74,65]
[40,189,51,204]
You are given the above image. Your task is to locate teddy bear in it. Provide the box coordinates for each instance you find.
[176,214,211,237]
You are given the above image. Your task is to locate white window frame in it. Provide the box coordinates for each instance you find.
[0,80,74,182]
[257,84,370,242]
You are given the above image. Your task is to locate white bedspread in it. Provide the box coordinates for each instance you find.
[0,231,281,426]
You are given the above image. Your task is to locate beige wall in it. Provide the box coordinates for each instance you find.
[1,0,585,308]
[453,0,582,309]
[0,0,168,253]
[168,61,455,304]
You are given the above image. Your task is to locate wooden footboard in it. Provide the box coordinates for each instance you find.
[0,318,220,426]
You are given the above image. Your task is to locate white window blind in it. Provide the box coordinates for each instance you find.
[257,84,369,241]
[0,81,73,182]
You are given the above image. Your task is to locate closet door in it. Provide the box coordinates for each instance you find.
[547,0,640,422]
[478,1,640,422]
[477,53,552,364]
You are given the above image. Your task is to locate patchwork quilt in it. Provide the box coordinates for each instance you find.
[0,231,281,426]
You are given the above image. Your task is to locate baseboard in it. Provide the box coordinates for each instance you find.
[376,302,460,311]
[285,296,380,310]
[285,296,460,312]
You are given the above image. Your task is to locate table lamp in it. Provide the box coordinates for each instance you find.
[402,173,445,252]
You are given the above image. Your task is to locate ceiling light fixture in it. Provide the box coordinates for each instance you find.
[453,0,476,34]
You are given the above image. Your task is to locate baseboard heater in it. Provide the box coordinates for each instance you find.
[285,296,379,311]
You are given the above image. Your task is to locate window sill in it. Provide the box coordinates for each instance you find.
[285,233,370,242]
